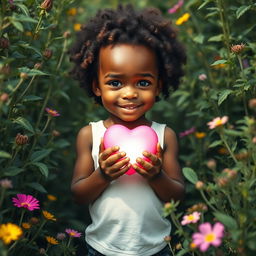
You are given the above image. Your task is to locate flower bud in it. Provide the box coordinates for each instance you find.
[56,233,66,240]
[0,37,10,49]
[0,178,13,189]
[29,217,39,225]
[231,44,245,54]
[198,73,207,81]
[249,98,256,110]
[52,130,60,137]
[20,72,28,80]
[164,236,171,242]
[195,181,204,190]
[0,64,11,75]
[252,137,256,144]
[63,31,71,38]
[217,177,229,187]
[34,62,42,70]
[40,0,53,12]
[43,48,53,59]
[206,159,216,170]
[0,93,9,102]
[15,133,29,145]
[39,248,46,254]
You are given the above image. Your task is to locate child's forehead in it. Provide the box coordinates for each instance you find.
[98,44,158,73]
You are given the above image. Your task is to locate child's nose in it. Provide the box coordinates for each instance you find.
[121,87,138,99]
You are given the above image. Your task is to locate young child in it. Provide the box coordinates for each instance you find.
[69,4,186,256]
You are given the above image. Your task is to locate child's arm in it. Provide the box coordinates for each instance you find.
[133,127,185,202]
[71,126,130,204]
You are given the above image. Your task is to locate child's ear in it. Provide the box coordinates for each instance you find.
[92,80,101,96]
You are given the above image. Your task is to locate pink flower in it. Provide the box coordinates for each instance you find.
[192,222,225,252]
[198,74,207,81]
[65,228,82,238]
[12,194,40,211]
[181,211,201,225]
[179,127,196,138]
[45,107,60,117]
[168,0,184,14]
[207,116,228,129]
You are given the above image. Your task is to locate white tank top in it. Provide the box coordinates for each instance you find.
[86,120,171,256]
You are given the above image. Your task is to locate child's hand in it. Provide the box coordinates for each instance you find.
[132,143,163,180]
[98,139,130,181]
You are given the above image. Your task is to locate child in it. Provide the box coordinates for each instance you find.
[69,4,186,256]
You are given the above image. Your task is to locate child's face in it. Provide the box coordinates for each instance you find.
[93,44,161,123]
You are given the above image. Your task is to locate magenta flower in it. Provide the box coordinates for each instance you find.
[181,211,201,225]
[207,116,228,129]
[168,0,184,14]
[45,107,60,117]
[192,222,225,252]
[65,228,82,238]
[12,194,40,211]
[179,127,196,138]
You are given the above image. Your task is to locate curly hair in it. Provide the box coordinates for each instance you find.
[69,4,186,104]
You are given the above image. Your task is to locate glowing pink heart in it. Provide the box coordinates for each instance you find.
[103,125,158,175]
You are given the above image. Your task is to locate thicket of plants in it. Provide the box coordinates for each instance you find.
[0,0,255,255]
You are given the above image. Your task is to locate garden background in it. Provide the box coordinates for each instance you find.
[0,0,256,255]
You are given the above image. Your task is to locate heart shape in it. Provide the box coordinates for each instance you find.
[103,125,158,175]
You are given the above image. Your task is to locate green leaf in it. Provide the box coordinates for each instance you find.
[198,0,211,10]
[3,167,24,176]
[214,212,238,229]
[30,149,52,162]
[236,5,251,19]
[54,139,70,149]
[192,34,204,44]
[218,89,233,105]
[13,14,37,23]
[182,167,198,184]
[15,3,30,16]
[11,20,24,32]
[18,67,49,76]
[0,151,12,159]
[208,34,223,42]
[211,59,227,66]
[26,182,47,193]
[31,162,49,178]
[22,95,43,102]
[176,249,190,256]
[208,140,223,148]
[13,117,34,133]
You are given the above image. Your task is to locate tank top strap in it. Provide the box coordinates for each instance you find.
[151,121,166,149]
[89,120,106,169]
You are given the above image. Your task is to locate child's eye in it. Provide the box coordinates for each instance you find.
[107,80,122,87]
[137,80,151,87]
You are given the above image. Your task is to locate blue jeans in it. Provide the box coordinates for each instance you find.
[86,243,171,256]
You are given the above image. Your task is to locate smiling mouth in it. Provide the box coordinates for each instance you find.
[119,104,142,110]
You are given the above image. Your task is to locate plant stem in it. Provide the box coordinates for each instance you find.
[28,219,47,244]
[219,132,238,164]
[34,10,45,36]
[41,116,52,134]
[237,55,248,116]
[56,38,68,71]
[19,209,25,226]
[16,75,36,103]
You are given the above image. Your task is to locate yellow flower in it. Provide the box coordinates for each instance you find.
[25,31,33,37]
[0,223,23,245]
[47,194,57,201]
[73,23,82,31]
[21,222,31,229]
[45,236,59,245]
[67,7,77,16]
[190,242,197,249]
[42,210,57,221]
[195,132,206,139]
[175,13,190,25]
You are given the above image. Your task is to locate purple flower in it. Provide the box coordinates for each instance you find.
[168,0,184,14]
[12,194,40,211]
[179,127,196,138]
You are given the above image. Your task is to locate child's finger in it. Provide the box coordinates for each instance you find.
[99,138,105,154]
[100,145,119,161]
[105,151,127,166]
[136,157,152,170]
[142,151,158,165]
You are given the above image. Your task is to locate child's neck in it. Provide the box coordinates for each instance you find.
[103,116,152,129]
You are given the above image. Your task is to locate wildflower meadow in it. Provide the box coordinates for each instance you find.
[0,0,256,255]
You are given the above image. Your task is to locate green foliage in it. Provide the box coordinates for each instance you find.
[1,0,256,255]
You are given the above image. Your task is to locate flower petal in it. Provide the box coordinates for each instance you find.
[199,222,212,234]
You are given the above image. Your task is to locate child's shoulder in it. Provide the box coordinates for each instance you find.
[76,124,92,145]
